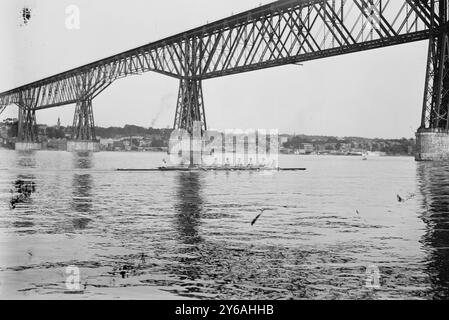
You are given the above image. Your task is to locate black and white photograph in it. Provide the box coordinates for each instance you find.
[0,0,449,309]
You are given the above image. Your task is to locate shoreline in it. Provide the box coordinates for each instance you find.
[0,148,414,157]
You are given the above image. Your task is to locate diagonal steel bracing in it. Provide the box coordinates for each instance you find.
[17,107,38,143]
[0,0,448,133]
[174,79,206,134]
[420,0,449,131]
[72,98,96,141]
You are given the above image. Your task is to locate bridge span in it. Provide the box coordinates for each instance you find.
[1,0,449,160]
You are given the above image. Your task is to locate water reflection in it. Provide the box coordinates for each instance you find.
[16,152,37,168]
[168,172,295,299]
[172,172,204,283]
[417,162,449,299]
[73,152,93,169]
[9,152,38,235]
[10,174,37,235]
[174,172,204,245]
[71,153,94,229]
[9,176,36,209]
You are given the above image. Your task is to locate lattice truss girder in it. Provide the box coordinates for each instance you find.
[0,44,184,111]
[0,0,447,112]
[192,0,447,79]
[174,79,207,133]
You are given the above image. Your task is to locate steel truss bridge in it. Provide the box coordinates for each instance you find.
[1,0,449,143]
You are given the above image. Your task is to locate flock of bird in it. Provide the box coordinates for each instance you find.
[354,193,416,217]
[251,192,417,225]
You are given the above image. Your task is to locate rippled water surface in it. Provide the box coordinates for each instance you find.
[0,150,448,299]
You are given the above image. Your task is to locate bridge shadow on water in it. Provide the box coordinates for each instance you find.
[10,174,37,233]
[16,151,37,169]
[174,172,204,245]
[171,172,205,285]
[167,172,299,299]
[10,152,37,234]
[70,153,94,230]
[417,162,449,299]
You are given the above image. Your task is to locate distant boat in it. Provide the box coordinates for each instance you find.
[367,151,385,157]
[348,151,364,156]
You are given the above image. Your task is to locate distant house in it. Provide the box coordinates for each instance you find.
[100,138,113,146]
[100,138,114,151]
[148,134,163,141]
[315,145,326,153]
[302,143,314,154]
[2,118,17,125]
[46,139,67,151]
[113,140,125,151]
[340,143,352,153]
[324,142,337,150]
[0,124,8,139]
[37,124,48,135]
[279,135,289,145]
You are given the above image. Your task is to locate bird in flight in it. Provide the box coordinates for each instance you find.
[251,208,268,226]
[397,193,416,203]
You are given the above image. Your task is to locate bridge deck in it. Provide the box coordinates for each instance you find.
[0,0,446,111]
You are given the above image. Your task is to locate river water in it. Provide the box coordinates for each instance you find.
[0,149,448,300]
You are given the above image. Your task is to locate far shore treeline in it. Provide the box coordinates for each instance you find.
[0,119,415,156]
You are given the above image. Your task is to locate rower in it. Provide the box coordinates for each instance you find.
[237,158,242,167]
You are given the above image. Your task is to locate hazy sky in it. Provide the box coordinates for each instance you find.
[0,0,428,138]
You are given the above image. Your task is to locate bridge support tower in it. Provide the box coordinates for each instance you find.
[68,98,100,152]
[172,78,207,167]
[416,2,449,161]
[15,103,41,151]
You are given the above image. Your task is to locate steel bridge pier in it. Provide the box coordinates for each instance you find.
[416,1,449,161]
[172,79,207,167]
[67,98,100,152]
[15,99,41,151]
